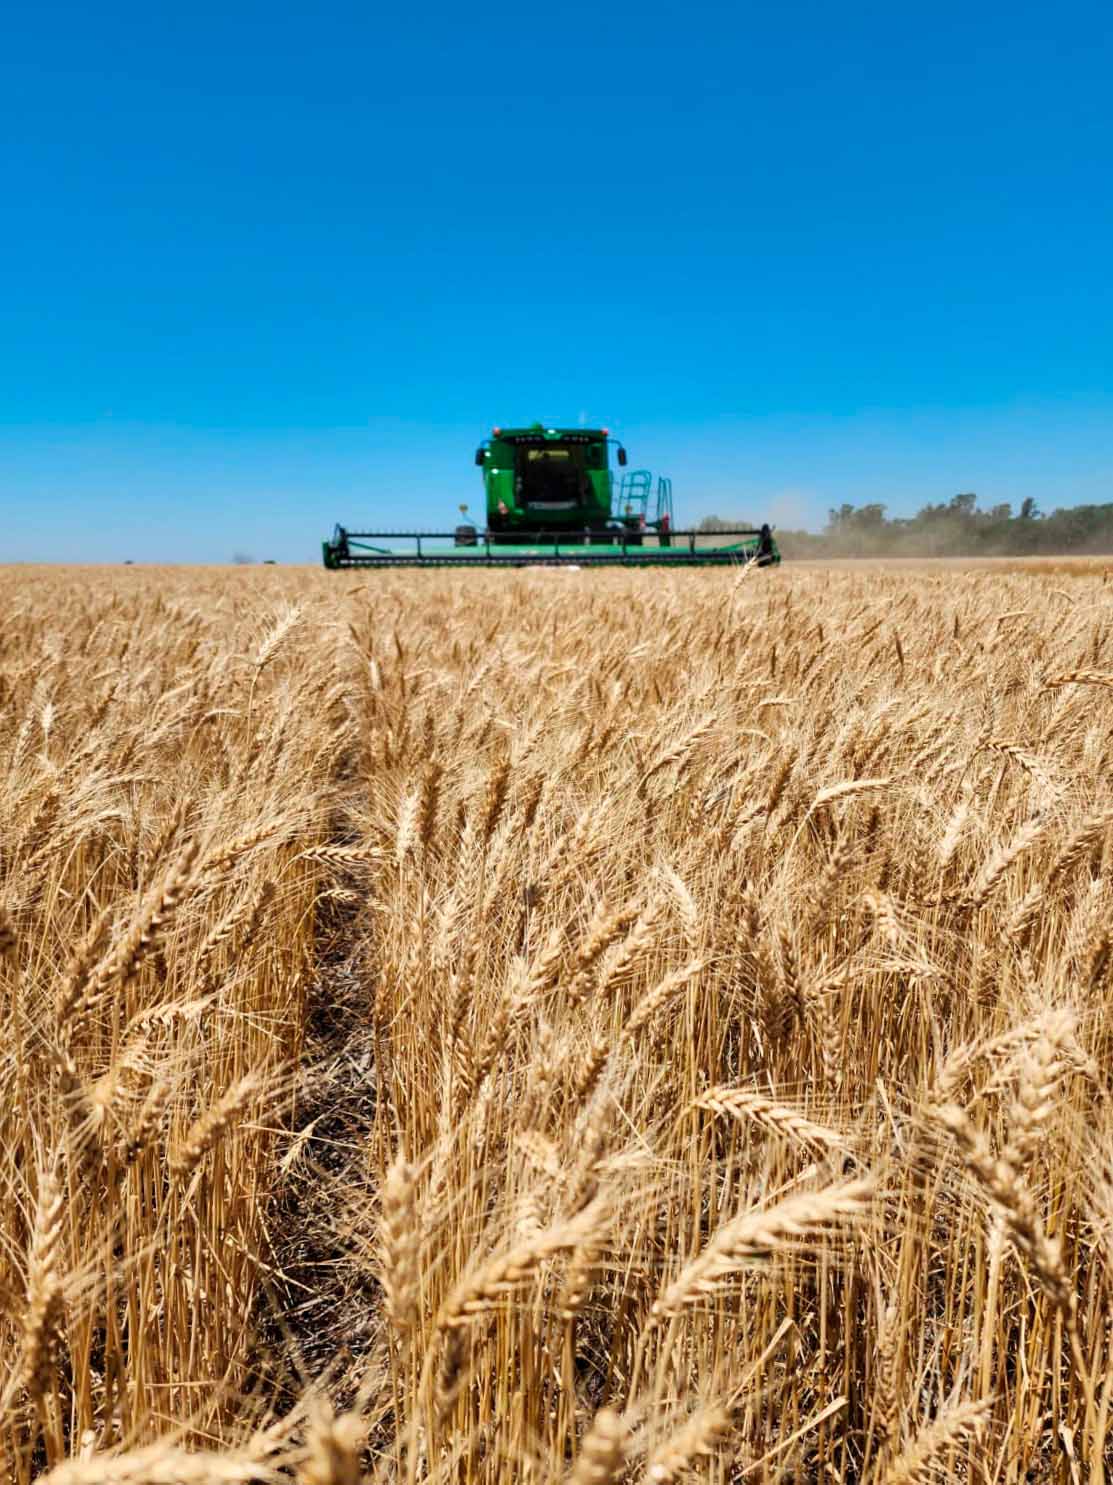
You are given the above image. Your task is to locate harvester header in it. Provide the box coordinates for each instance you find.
[322,423,780,569]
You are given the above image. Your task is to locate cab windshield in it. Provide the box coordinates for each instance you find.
[517,445,588,507]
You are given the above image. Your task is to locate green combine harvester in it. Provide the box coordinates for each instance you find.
[322,424,780,569]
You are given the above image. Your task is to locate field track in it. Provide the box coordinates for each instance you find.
[2,557,1113,1483]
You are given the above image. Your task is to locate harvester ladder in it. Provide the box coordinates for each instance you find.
[618,470,674,532]
[617,469,653,522]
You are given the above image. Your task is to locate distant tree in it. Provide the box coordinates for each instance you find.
[827,503,857,528]
[232,552,255,564]
[709,493,1113,561]
[856,503,887,527]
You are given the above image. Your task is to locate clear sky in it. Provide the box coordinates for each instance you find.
[2,0,1111,562]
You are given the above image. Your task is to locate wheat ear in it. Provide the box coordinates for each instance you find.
[623,959,705,1039]
[933,1103,1072,1314]
[171,1070,264,1179]
[648,1405,732,1484]
[692,1088,845,1153]
[436,1202,605,1332]
[21,1166,66,1399]
[380,1152,419,1336]
[882,1397,992,1484]
[1044,669,1113,689]
[569,1408,627,1485]
[75,835,201,1020]
[297,1405,363,1485]
[0,905,16,959]
[649,1178,873,1324]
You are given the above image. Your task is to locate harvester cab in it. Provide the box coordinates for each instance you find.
[473,424,629,545]
[322,423,781,568]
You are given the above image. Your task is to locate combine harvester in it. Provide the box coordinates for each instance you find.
[322,424,780,569]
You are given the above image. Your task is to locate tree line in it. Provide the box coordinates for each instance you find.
[700,493,1113,559]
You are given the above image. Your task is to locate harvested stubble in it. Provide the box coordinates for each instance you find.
[4,558,1113,1485]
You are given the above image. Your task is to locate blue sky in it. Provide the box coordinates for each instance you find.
[2,0,1111,561]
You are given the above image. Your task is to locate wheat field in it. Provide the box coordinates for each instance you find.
[2,559,1113,1485]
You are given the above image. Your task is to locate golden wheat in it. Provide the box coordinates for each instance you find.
[4,557,1113,1484]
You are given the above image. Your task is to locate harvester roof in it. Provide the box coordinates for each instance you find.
[490,424,608,442]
